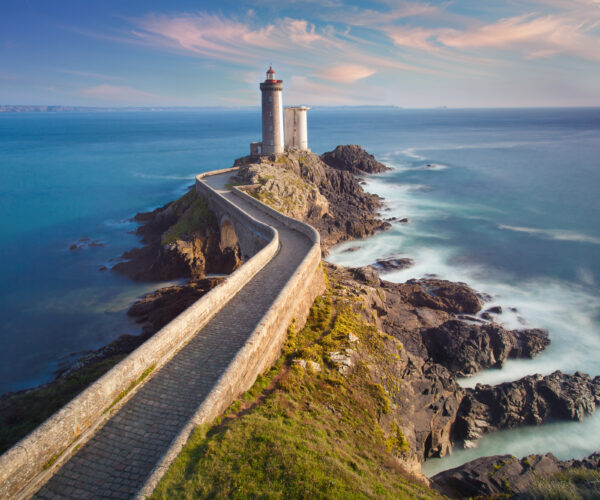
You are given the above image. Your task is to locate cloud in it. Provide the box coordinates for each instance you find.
[80,84,170,104]
[132,13,331,65]
[328,1,439,27]
[319,64,375,82]
[286,75,367,105]
[382,12,600,63]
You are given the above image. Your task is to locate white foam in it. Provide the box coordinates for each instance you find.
[401,147,427,161]
[423,412,600,477]
[327,162,600,475]
[498,224,600,245]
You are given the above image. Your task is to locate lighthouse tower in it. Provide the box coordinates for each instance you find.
[259,67,284,155]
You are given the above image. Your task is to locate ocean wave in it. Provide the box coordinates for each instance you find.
[401,147,426,161]
[498,224,600,245]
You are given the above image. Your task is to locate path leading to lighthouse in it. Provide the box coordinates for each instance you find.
[34,172,314,500]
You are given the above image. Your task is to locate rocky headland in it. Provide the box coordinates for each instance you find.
[3,145,598,497]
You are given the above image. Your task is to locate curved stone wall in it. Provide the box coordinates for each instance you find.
[0,175,279,500]
[136,169,325,498]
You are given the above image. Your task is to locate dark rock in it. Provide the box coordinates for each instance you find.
[480,312,493,321]
[400,279,482,316]
[373,257,415,272]
[485,306,503,314]
[453,371,600,444]
[127,278,223,333]
[320,145,390,175]
[98,265,108,272]
[422,321,549,376]
[112,190,241,281]
[398,217,409,224]
[431,453,563,498]
[351,266,380,286]
[431,451,600,499]
[69,237,103,251]
[342,246,360,253]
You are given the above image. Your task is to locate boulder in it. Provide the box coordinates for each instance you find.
[422,320,549,376]
[453,371,600,443]
[431,452,600,499]
[320,145,390,174]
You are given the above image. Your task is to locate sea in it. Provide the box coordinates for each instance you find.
[0,107,599,474]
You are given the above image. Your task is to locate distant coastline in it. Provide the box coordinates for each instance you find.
[0,104,403,113]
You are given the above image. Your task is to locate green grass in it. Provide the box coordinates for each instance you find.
[0,353,126,454]
[526,468,600,500]
[151,273,440,500]
[161,193,216,245]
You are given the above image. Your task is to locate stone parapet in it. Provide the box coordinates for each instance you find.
[0,171,279,500]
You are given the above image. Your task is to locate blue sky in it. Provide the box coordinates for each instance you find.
[1,0,599,107]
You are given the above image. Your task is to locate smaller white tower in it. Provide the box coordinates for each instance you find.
[284,106,310,151]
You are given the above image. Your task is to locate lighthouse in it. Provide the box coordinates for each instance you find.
[249,66,310,156]
[259,66,284,155]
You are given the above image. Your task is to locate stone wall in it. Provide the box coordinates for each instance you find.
[0,174,279,499]
[135,171,325,498]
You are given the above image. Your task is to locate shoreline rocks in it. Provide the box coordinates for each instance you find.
[453,370,600,445]
[431,452,600,498]
[320,144,390,175]
[422,320,549,376]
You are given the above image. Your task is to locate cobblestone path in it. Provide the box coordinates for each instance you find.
[34,173,313,499]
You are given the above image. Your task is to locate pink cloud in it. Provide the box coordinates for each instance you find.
[383,12,600,63]
[319,64,376,83]
[133,13,330,65]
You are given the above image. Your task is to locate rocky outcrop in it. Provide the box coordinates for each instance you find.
[431,452,600,499]
[320,145,390,174]
[235,148,389,249]
[327,264,467,465]
[454,371,600,445]
[422,320,549,376]
[372,257,415,272]
[112,189,242,281]
[127,278,223,336]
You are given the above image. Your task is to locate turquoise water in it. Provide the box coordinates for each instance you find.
[1,108,599,472]
[324,107,600,473]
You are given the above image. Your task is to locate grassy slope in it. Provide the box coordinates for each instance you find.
[527,468,600,499]
[151,271,441,499]
[161,191,216,245]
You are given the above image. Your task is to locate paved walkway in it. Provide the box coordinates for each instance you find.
[34,173,312,500]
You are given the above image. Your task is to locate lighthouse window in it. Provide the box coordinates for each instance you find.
[269,111,272,117]
[268,96,273,102]
[269,125,273,132]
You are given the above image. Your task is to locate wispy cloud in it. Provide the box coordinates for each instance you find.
[319,64,375,82]
[382,12,600,63]
[132,13,333,65]
[328,1,438,26]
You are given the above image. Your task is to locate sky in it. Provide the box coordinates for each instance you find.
[1,0,600,108]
